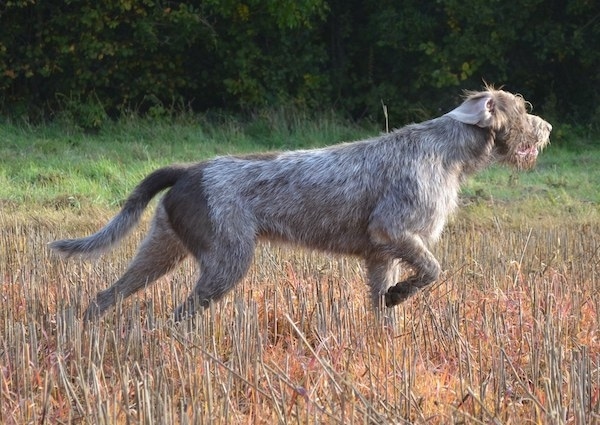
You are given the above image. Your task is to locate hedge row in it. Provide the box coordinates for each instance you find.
[1,0,599,127]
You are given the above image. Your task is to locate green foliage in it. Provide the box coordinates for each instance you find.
[0,0,599,129]
[53,92,109,131]
[199,0,330,109]
[0,0,214,116]
[323,0,600,126]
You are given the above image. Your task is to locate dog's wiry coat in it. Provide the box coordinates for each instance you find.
[50,86,552,321]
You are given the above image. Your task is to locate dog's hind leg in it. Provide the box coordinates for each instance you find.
[173,235,256,322]
[84,204,189,320]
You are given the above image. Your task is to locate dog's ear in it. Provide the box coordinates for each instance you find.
[445,94,494,128]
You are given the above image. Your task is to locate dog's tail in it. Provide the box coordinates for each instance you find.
[49,165,187,258]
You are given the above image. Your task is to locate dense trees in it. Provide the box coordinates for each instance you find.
[1,0,598,126]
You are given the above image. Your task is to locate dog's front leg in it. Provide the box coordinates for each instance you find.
[368,223,441,307]
[384,232,441,306]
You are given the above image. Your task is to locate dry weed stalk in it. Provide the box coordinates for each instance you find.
[1,214,599,423]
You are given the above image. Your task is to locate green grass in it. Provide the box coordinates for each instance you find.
[0,113,372,209]
[1,114,599,225]
[460,147,600,225]
[463,149,600,203]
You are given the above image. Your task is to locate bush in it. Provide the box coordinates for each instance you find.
[1,0,599,128]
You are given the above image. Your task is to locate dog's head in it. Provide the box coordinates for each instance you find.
[446,86,552,169]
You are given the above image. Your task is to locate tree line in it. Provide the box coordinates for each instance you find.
[1,0,598,128]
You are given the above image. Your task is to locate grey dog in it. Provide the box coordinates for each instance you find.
[50,86,552,321]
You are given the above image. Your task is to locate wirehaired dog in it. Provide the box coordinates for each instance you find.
[50,86,552,321]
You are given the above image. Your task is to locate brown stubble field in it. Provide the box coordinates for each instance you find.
[1,210,599,424]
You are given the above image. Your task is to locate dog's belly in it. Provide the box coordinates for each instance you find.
[257,217,372,256]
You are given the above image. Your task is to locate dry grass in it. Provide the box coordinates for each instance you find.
[1,209,599,424]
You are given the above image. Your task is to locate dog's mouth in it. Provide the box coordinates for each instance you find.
[514,143,545,169]
[517,145,539,160]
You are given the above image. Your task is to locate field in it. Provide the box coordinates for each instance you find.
[1,117,599,423]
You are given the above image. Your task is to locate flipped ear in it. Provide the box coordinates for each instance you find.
[445,94,494,128]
